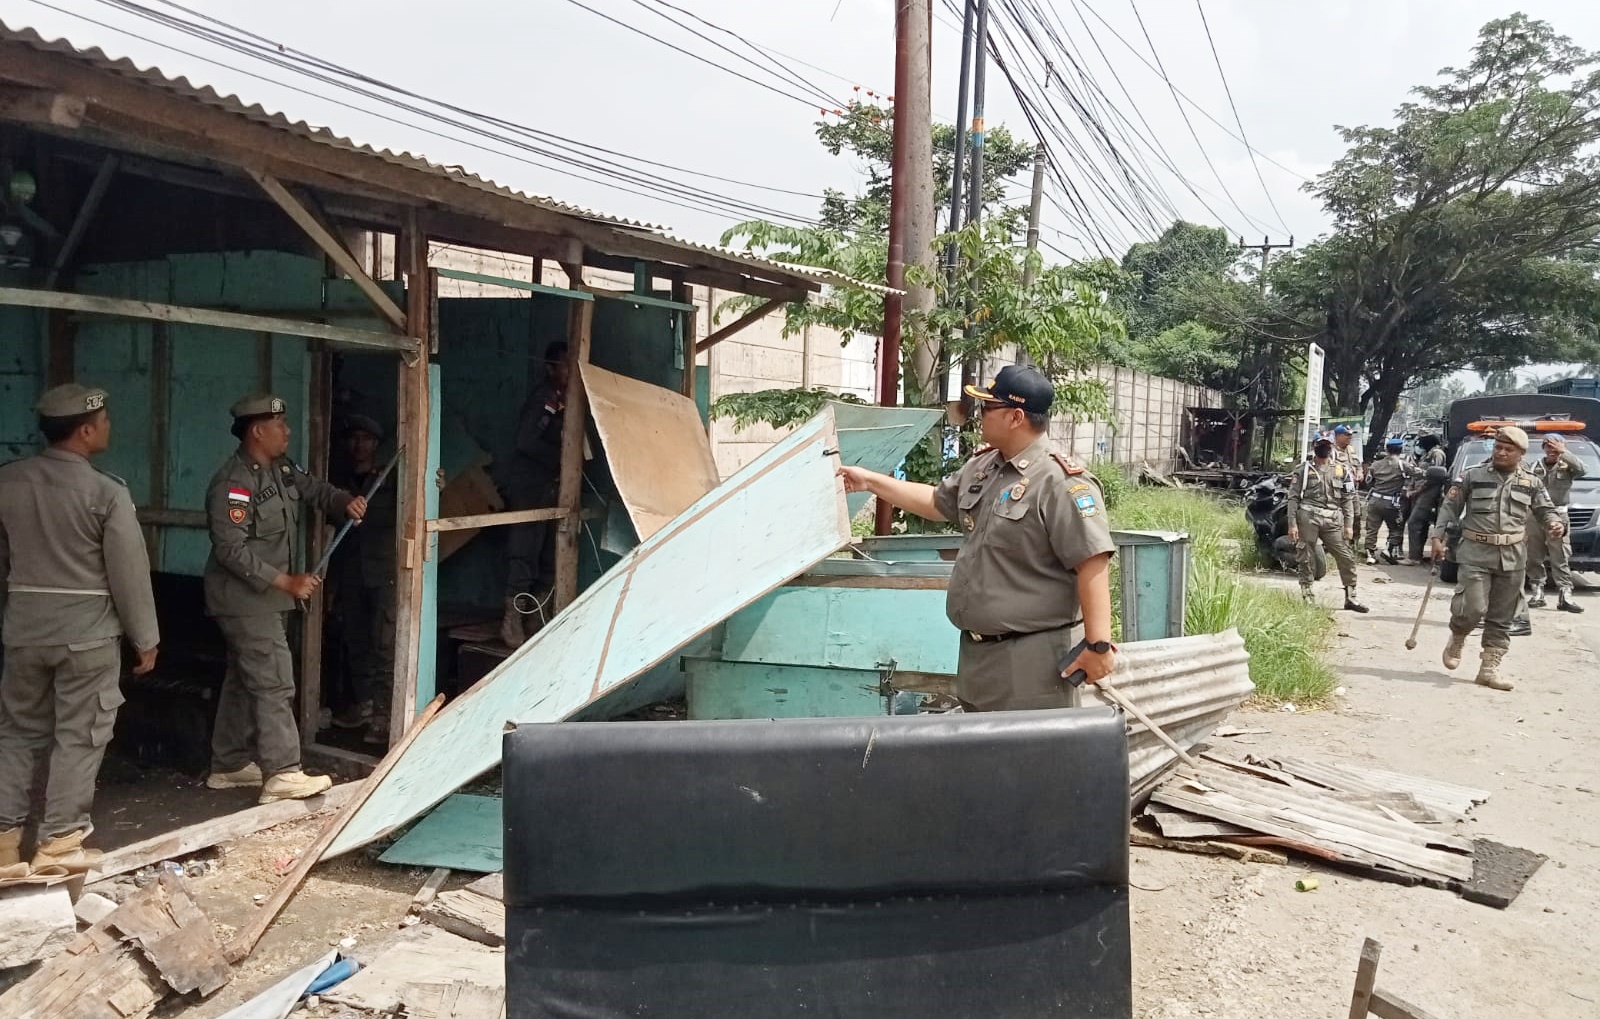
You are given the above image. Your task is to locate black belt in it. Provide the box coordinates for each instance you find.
[963,621,1082,644]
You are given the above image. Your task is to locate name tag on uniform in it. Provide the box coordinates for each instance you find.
[254,485,278,504]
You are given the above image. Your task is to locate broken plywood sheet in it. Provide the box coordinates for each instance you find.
[326,407,854,857]
[581,362,722,541]
[324,926,501,1014]
[378,794,502,873]
[405,980,507,1019]
[422,889,505,947]
[0,872,228,1019]
[831,403,944,517]
[1261,754,1489,821]
[437,466,503,562]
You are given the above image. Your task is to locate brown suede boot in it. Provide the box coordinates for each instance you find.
[1474,647,1512,691]
[1442,631,1466,671]
[30,828,101,874]
[0,826,29,881]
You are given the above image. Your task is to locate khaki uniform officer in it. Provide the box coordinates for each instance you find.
[1287,435,1367,612]
[0,384,159,876]
[1331,425,1363,546]
[839,364,1118,710]
[1525,434,1586,613]
[204,395,366,804]
[1364,438,1414,564]
[1431,425,1562,691]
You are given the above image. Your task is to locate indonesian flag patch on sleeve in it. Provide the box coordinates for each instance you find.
[227,486,250,524]
[228,487,251,503]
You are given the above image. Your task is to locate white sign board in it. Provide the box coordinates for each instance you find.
[1300,343,1325,461]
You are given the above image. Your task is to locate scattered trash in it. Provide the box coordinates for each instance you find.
[1280,703,1298,713]
[1335,687,1347,697]
[254,893,267,905]
[338,936,357,950]
[304,956,361,995]
[1213,726,1272,737]
[305,995,321,1009]
[1296,877,1320,892]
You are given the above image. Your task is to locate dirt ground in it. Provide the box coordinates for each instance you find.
[1131,565,1600,1018]
[80,564,1600,1017]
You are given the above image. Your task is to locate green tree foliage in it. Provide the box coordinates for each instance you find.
[1262,14,1600,452]
[717,99,1120,432]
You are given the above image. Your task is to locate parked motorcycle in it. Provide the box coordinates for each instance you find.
[1244,474,1327,579]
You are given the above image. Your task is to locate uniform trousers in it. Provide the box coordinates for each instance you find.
[1450,563,1522,651]
[1364,495,1405,554]
[0,641,122,838]
[212,613,302,776]
[1406,488,1442,561]
[955,626,1082,712]
[1295,509,1359,588]
[1525,509,1572,591]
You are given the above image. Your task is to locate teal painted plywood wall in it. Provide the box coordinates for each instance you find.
[0,289,47,463]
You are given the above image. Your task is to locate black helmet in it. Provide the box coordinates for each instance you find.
[1425,465,1451,483]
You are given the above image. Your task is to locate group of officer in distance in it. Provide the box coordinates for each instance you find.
[0,385,366,878]
[1291,422,1583,692]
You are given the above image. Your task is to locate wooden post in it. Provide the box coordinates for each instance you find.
[390,216,434,741]
[552,277,594,611]
[673,281,696,401]
[46,310,74,386]
[299,343,332,744]
[145,324,170,569]
[1348,937,1381,1019]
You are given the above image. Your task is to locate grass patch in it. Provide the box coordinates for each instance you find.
[1097,466,1338,705]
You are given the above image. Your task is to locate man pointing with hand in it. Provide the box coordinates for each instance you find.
[838,364,1117,711]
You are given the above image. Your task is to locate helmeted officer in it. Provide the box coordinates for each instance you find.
[203,395,365,803]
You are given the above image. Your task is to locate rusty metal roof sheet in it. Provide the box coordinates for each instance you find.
[0,20,894,295]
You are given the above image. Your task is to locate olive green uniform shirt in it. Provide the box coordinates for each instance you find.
[1287,458,1353,526]
[1532,450,1586,507]
[0,449,159,650]
[932,438,1117,636]
[204,450,348,617]
[1432,463,1559,572]
[1366,455,1412,498]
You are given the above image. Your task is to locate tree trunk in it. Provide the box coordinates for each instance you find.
[1363,377,1406,459]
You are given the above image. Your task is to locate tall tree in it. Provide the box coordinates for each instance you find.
[1265,14,1600,453]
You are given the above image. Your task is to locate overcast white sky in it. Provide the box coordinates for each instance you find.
[6,0,1600,263]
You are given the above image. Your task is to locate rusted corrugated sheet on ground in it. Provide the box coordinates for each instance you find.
[1085,628,1253,800]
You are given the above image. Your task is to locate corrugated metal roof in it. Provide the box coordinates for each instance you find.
[0,21,895,295]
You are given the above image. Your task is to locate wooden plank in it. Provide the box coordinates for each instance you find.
[248,168,408,331]
[1370,987,1448,1019]
[675,281,697,400]
[223,695,445,964]
[1130,828,1287,866]
[405,980,508,1019]
[323,408,853,858]
[1145,806,1251,840]
[830,404,942,518]
[390,214,433,742]
[580,362,721,541]
[553,293,594,611]
[421,889,505,948]
[411,868,452,912]
[1271,756,1487,819]
[436,465,504,561]
[0,84,84,127]
[46,153,118,288]
[463,872,503,902]
[427,506,569,533]
[323,926,501,1015]
[0,286,416,351]
[108,874,230,997]
[88,784,359,884]
[1348,937,1382,1019]
[378,794,502,873]
[695,297,783,354]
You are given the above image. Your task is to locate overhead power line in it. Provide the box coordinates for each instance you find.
[1192,0,1292,234]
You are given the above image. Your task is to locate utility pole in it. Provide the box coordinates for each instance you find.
[1238,235,1294,463]
[879,0,936,535]
[937,0,976,406]
[1016,143,1047,368]
[965,0,990,231]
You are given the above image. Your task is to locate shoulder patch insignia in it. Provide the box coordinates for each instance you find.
[1335,465,1345,478]
[1074,491,1100,517]
[228,505,247,525]
[227,486,251,504]
[1447,484,1461,501]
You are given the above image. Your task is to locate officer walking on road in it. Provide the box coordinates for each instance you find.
[1431,425,1563,691]
[1526,433,1586,613]
[1364,437,1414,564]
[1331,425,1364,547]
[204,395,365,803]
[0,385,160,876]
[1288,434,1368,612]
[838,364,1119,710]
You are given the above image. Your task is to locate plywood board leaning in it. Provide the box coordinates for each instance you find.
[325,407,855,857]
[378,794,503,873]
[422,889,505,947]
[580,362,721,541]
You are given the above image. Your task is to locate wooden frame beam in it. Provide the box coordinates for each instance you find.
[426,506,570,533]
[0,85,85,128]
[45,152,117,288]
[390,213,433,742]
[246,167,407,332]
[553,279,594,611]
[0,285,416,351]
[696,298,784,354]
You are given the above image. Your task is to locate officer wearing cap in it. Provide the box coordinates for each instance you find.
[0,384,160,876]
[1287,434,1367,612]
[1402,436,1447,564]
[1363,437,1414,564]
[1431,425,1563,691]
[328,415,397,746]
[839,364,1118,710]
[1331,425,1363,547]
[1526,432,1586,613]
[203,395,366,803]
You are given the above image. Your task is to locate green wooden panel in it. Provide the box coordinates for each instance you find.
[325,408,853,857]
[0,303,45,462]
[377,793,502,873]
[686,659,887,719]
[722,586,958,674]
[417,364,441,710]
[831,403,942,518]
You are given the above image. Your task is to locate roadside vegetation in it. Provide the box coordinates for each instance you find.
[1096,465,1338,705]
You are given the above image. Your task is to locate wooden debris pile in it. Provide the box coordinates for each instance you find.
[0,870,230,1019]
[1138,750,1546,907]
